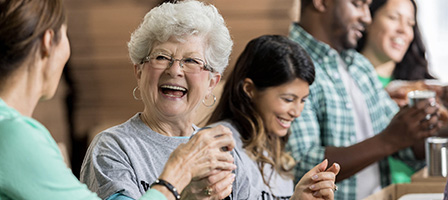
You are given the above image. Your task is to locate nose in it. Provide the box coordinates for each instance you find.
[165,59,184,77]
[396,22,406,34]
[397,19,412,35]
[288,104,302,118]
[361,4,372,26]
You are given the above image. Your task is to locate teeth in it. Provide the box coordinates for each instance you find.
[160,85,186,91]
[165,93,179,98]
[279,118,291,124]
[393,37,405,46]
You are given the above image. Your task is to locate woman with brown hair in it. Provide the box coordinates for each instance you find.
[208,35,340,200]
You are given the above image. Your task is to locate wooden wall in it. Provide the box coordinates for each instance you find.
[33,0,297,173]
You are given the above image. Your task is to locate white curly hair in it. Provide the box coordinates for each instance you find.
[128,0,233,74]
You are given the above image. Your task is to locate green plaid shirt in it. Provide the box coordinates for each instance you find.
[287,23,424,200]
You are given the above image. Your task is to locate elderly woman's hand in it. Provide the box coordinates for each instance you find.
[291,159,340,200]
[158,125,236,199]
[181,170,234,200]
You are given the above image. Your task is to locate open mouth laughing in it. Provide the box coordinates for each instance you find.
[160,84,188,98]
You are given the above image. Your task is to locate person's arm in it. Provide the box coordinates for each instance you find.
[81,125,236,200]
[0,119,100,200]
[325,100,440,181]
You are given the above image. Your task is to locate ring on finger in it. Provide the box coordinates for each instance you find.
[204,187,213,196]
[332,185,338,192]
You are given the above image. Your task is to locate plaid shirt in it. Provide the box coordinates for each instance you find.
[287,23,424,200]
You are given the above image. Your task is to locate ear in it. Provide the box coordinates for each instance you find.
[134,64,142,81]
[41,29,55,58]
[207,72,222,92]
[312,0,329,12]
[242,78,256,99]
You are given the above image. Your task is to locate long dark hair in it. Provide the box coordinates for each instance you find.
[208,35,315,187]
[0,0,66,85]
[356,0,433,80]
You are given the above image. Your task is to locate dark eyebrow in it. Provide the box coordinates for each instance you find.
[281,93,310,99]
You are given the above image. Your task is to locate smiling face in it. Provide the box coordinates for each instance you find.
[248,78,309,137]
[136,35,220,121]
[328,0,372,51]
[365,0,415,63]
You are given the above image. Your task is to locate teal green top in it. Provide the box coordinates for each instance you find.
[377,75,393,88]
[0,99,166,200]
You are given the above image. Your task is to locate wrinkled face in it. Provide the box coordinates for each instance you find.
[252,78,309,137]
[136,35,220,120]
[43,24,70,100]
[329,0,372,51]
[365,0,415,63]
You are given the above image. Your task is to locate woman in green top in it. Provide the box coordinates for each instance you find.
[0,0,236,199]
[356,0,432,184]
[357,0,434,104]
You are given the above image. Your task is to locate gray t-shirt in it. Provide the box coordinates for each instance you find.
[80,113,257,199]
[210,120,295,200]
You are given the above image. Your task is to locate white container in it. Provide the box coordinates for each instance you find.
[407,90,436,107]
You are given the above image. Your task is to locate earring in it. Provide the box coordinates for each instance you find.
[202,93,216,107]
[133,86,141,100]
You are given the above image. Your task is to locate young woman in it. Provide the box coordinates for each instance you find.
[356,0,447,184]
[208,35,340,200]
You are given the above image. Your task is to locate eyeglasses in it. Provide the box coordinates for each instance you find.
[140,52,214,73]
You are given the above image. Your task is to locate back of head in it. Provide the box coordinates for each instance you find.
[0,0,66,84]
[128,0,233,74]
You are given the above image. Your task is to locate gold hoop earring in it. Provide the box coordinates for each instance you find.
[133,86,141,100]
[202,93,216,107]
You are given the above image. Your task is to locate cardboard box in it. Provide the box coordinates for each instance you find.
[411,166,447,183]
[363,182,446,200]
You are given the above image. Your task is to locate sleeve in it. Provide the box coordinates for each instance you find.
[376,79,399,120]
[0,120,100,200]
[140,189,168,200]
[286,83,326,184]
[107,190,167,200]
[80,133,142,199]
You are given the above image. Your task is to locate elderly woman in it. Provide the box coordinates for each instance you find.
[208,35,339,200]
[80,1,252,200]
[0,0,235,200]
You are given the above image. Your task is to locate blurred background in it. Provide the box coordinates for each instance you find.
[33,0,447,178]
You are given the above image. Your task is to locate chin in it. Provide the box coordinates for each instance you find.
[388,53,405,63]
[273,129,289,137]
[344,38,358,50]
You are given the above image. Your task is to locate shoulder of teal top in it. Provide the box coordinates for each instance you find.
[0,98,48,132]
[0,98,100,200]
